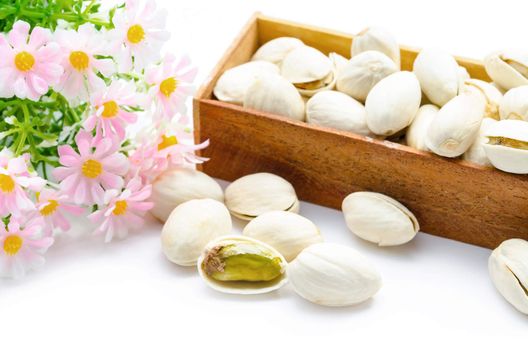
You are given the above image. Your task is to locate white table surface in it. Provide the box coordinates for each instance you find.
[2,0,527,348]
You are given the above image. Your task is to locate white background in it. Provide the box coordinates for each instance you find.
[1,0,527,348]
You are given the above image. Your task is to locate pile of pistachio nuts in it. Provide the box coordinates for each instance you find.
[151,168,528,313]
[213,27,528,175]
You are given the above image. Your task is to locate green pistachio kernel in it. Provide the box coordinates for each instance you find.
[488,136,528,150]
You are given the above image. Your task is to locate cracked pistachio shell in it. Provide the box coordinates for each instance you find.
[161,199,232,266]
[351,26,400,68]
[483,119,528,174]
[413,48,460,107]
[281,46,336,96]
[342,192,419,246]
[461,79,503,120]
[213,61,280,105]
[425,93,485,157]
[197,235,288,295]
[499,86,528,121]
[225,173,299,221]
[489,239,528,315]
[336,50,398,102]
[405,104,439,151]
[151,168,224,222]
[306,91,371,135]
[365,71,421,136]
[251,37,304,65]
[243,211,323,261]
[484,51,528,91]
[462,118,497,166]
[287,243,382,307]
[243,73,305,121]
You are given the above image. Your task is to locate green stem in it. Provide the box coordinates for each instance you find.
[19,7,111,28]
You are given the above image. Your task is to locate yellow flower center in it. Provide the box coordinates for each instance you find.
[0,174,15,193]
[127,24,145,44]
[14,51,35,71]
[3,235,23,256]
[40,200,59,216]
[81,159,103,179]
[69,51,90,71]
[159,77,177,97]
[113,200,127,216]
[158,135,178,150]
[101,101,119,118]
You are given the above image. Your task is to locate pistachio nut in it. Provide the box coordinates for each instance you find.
[484,51,528,91]
[243,211,323,261]
[306,90,371,135]
[281,46,336,96]
[365,71,421,136]
[161,199,232,266]
[151,168,224,222]
[243,73,305,121]
[483,119,528,174]
[251,37,305,66]
[329,52,348,75]
[351,26,400,68]
[213,61,280,105]
[461,79,503,120]
[197,235,288,294]
[287,243,382,307]
[342,191,419,246]
[413,48,460,107]
[336,50,398,102]
[462,118,497,166]
[425,93,485,157]
[224,173,299,221]
[499,85,528,121]
[405,104,439,151]
[489,239,528,315]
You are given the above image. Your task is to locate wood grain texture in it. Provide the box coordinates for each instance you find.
[194,14,528,248]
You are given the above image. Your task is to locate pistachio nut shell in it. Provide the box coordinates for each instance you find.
[425,93,485,158]
[197,235,288,295]
[336,50,398,102]
[351,26,400,68]
[306,90,371,135]
[213,61,280,105]
[499,85,528,121]
[405,104,439,151]
[413,48,460,107]
[281,46,333,84]
[462,118,496,166]
[243,73,305,121]
[483,119,528,174]
[484,51,528,91]
[287,243,382,307]
[251,37,305,65]
[243,211,323,261]
[151,168,224,222]
[342,191,419,246]
[365,71,421,136]
[329,52,349,75]
[225,173,299,220]
[161,199,232,266]
[461,79,503,120]
[489,239,528,315]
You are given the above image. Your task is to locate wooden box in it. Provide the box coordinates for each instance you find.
[193,13,528,249]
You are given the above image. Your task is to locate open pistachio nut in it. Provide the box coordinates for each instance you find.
[483,119,528,174]
[251,37,305,66]
[484,51,528,91]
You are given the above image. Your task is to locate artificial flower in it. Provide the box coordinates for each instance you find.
[33,188,85,236]
[53,131,129,205]
[88,177,153,242]
[145,54,197,119]
[0,216,53,279]
[0,20,63,101]
[54,23,115,105]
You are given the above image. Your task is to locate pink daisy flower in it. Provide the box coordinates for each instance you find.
[110,0,170,72]
[53,131,129,205]
[0,20,63,101]
[88,177,153,242]
[54,23,115,105]
[34,188,85,237]
[0,216,53,279]
[145,54,197,119]
[0,150,46,217]
[84,80,141,141]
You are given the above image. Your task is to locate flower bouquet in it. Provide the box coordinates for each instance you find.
[0,0,206,279]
